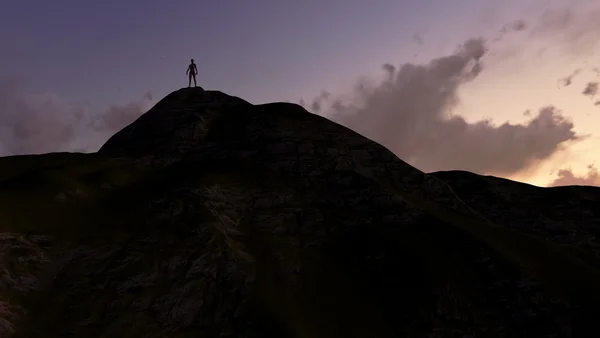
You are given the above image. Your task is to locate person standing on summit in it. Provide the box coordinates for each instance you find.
[186,59,198,87]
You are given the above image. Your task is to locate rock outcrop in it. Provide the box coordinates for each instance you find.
[2,87,600,337]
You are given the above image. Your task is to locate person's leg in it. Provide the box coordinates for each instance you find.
[188,74,192,87]
[193,74,197,87]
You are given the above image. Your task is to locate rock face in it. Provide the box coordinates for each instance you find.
[2,87,600,337]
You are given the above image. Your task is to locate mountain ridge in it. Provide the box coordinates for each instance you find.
[1,87,600,337]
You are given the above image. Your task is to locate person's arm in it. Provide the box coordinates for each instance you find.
[186,66,189,75]
[194,65,198,75]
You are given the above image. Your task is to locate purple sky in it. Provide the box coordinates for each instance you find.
[2,0,600,187]
[0,0,483,105]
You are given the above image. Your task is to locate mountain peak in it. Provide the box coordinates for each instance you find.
[98,87,251,157]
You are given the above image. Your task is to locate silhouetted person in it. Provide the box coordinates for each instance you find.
[186,59,198,87]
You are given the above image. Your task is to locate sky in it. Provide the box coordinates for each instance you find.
[1,0,600,187]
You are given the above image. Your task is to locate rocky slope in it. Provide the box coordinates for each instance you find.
[432,171,600,264]
[2,87,600,337]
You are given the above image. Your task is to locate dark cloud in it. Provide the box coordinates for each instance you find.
[0,80,152,156]
[582,82,599,99]
[144,91,153,101]
[548,164,600,187]
[412,33,424,45]
[558,68,582,88]
[322,38,579,176]
[311,101,320,113]
[309,90,331,114]
[382,63,396,76]
[500,20,527,33]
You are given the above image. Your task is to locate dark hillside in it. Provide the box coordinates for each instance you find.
[2,87,600,337]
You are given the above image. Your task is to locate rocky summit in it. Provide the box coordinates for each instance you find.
[2,87,600,338]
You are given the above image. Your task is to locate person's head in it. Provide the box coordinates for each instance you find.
[190,58,194,63]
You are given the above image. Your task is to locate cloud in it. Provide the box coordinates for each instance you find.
[309,90,331,113]
[0,80,153,156]
[382,63,396,77]
[558,68,582,88]
[412,33,424,45]
[144,91,153,101]
[548,164,600,187]
[481,2,600,65]
[499,19,527,34]
[526,1,600,55]
[319,38,579,176]
[88,102,150,132]
[582,82,599,99]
